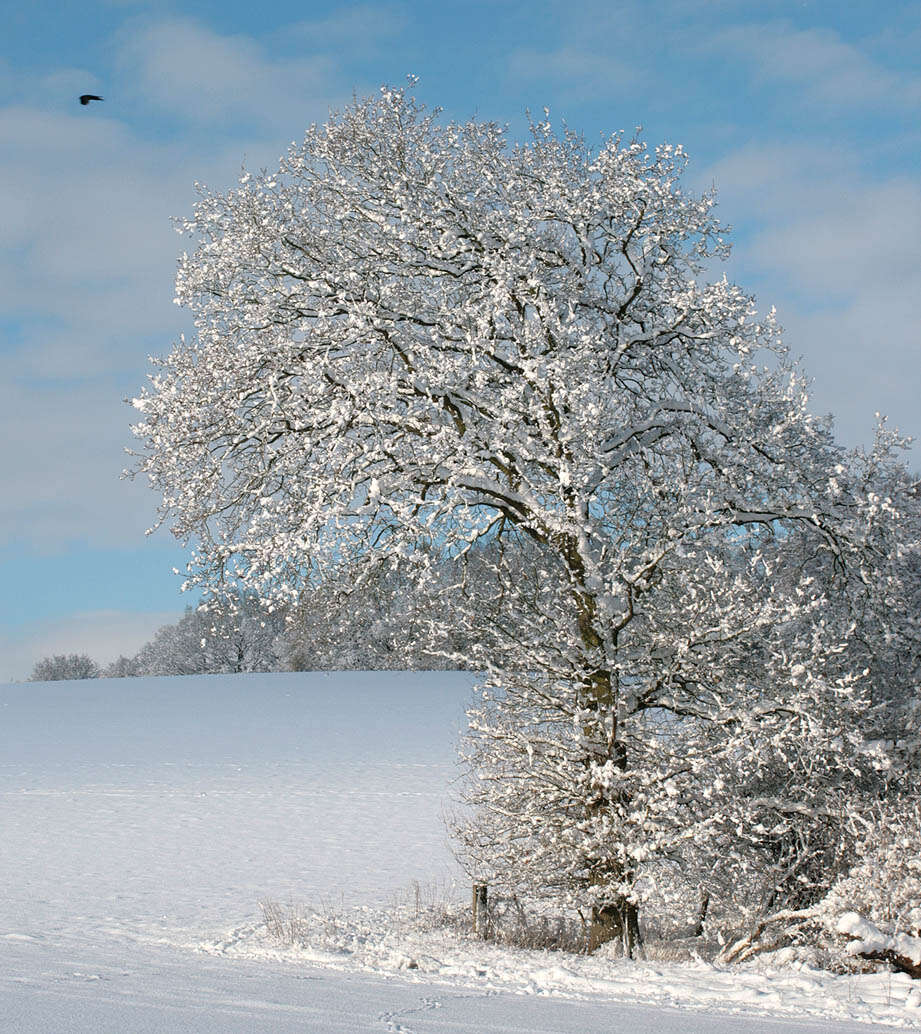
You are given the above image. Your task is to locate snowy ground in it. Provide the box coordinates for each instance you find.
[0,670,917,1032]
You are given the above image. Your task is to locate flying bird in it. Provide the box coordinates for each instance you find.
[79,94,103,105]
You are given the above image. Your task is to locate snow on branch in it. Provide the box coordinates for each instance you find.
[836,912,921,980]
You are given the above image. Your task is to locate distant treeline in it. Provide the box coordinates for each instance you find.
[26,550,502,681]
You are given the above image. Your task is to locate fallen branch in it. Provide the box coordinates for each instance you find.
[836,912,921,980]
[716,907,819,966]
[852,948,921,980]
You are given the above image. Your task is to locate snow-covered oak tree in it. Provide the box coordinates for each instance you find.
[131,84,908,953]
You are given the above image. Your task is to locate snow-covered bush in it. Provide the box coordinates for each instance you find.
[103,654,143,678]
[29,653,100,681]
[715,797,921,971]
[820,798,921,945]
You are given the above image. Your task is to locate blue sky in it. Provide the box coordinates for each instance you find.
[1,0,919,679]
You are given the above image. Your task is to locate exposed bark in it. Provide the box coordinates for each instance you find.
[853,948,921,980]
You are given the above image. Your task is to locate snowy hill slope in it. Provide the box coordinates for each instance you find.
[0,671,471,928]
[0,671,917,1032]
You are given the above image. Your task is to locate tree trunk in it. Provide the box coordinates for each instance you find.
[588,899,641,956]
[571,572,642,957]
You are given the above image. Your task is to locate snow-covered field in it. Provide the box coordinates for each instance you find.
[0,671,917,1032]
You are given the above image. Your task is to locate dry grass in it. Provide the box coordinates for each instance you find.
[259,899,316,945]
[458,893,588,952]
[259,884,738,961]
[259,879,463,953]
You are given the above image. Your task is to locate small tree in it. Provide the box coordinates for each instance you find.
[135,593,287,676]
[130,84,904,952]
[29,653,100,681]
[103,654,142,678]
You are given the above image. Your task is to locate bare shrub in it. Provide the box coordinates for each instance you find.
[259,900,311,945]
[389,879,459,932]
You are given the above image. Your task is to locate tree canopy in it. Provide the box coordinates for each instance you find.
[131,85,918,955]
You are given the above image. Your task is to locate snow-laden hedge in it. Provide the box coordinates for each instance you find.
[818,798,921,977]
[821,799,921,937]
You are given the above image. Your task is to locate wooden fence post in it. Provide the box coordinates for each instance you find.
[472,883,488,939]
[694,890,710,938]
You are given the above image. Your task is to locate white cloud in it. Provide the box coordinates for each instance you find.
[701,141,921,452]
[0,372,160,545]
[115,16,341,132]
[704,143,921,292]
[0,105,191,341]
[780,294,920,447]
[752,178,920,298]
[283,3,408,52]
[713,21,921,112]
[0,608,181,683]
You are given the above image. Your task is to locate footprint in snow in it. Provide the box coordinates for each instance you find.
[378,995,443,1032]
